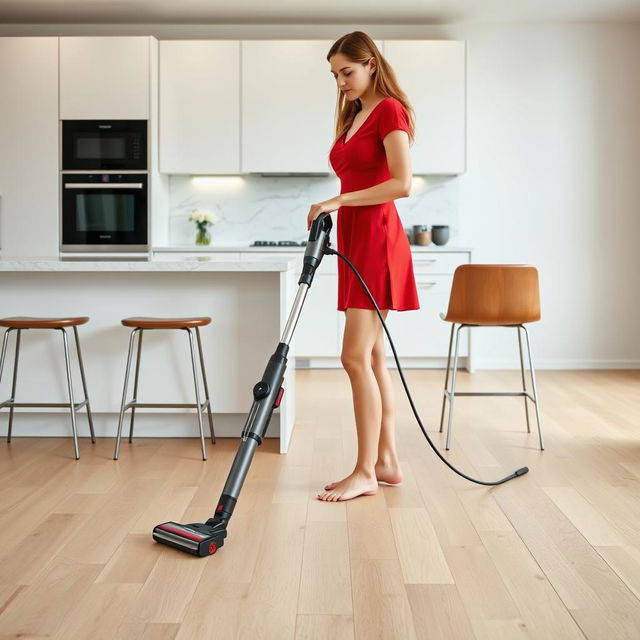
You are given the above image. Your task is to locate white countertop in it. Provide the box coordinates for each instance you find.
[153,244,474,253]
[0,256,299,272]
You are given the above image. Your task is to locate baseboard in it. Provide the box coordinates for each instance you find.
[471,359,640,370]
[295,357,639,371]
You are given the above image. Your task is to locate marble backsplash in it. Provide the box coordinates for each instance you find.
[166,174,460,247]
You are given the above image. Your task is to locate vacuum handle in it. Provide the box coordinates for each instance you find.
[299,212,333,286]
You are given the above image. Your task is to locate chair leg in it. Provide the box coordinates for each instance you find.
[60,329,80,460]
[516,325,531,434]
[7,329,22,444]
[114,328,138,460]
[445,324,464,451]
[128,329,144,443]
[439,322,456,433]
[73,326,95,444]
[186,329,207,461]
[522,325,544,450]
[195,327,216,444]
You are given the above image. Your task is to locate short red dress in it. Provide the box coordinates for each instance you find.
[329,96,420,312]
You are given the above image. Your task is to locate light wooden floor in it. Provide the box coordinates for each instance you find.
[0,369,639,639]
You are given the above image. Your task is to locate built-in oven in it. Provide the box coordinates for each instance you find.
[61,173,148,252]
[62,120,147,171]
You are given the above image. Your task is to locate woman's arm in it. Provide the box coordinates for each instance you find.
[339,130,412,206]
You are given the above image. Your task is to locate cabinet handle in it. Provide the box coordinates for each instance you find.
[415,259,437,265]
[64,183,144,189]
[417,282,437,288]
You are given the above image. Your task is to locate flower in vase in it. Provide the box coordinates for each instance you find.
[188,209,219,246]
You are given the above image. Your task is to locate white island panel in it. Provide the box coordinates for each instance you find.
[0,257,298,453]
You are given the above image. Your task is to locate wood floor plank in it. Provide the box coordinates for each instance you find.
[297,521,352,615]
[351,557,418,639]
[0,559,103,638]
[405,584,477,640]
[388,507,454,584]
[295,614,354,639]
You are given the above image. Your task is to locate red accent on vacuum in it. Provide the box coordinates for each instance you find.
[157,523,207,542]
[274,387,284,408]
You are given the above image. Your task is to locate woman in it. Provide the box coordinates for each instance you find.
[307,31,420,502]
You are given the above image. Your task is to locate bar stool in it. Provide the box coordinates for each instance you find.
[439,265,544,451]
[0,316,95,460]
[113,317,217,461]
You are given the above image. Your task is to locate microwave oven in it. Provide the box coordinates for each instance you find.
[61,173,148,252]
[62,120,147,171]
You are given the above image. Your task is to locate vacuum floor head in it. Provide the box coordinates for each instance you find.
[153,521,227,557]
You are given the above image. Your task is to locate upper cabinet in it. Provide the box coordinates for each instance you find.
[383,40,466,175]
[241,40,336,174]
[0,37,59,257]
[60,37,153,119]
[155,38,465,175]
[159,41,240,174]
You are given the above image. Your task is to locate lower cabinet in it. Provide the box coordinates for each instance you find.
[296,250,472,362]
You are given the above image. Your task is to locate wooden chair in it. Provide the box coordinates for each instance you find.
[439,265,544,450]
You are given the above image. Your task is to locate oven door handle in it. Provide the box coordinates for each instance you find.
[64,183,144,189]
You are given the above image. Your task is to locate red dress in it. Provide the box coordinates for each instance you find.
[329,97,420,312]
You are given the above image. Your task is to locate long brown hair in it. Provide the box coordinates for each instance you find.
[327,31,416,148]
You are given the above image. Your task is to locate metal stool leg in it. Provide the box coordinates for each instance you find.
[128,329,144,443]
[1,328,13,441]
[73,326,95,444]
[60,328,80,460]
[195,326,216,444]
[186,328,207,461]
[439,322,456,433]
[445,324,464,451]
[7,329,22,443]
[516,325,531,434]
[522,325,544,450]
[114,328,139,460]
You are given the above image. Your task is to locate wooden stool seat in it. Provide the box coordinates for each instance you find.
[121,316,211,329]
[0,316,90,329]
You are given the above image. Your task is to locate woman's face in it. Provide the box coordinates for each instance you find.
[329,53,375,101]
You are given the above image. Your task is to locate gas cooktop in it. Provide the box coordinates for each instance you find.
[250,240,307,247]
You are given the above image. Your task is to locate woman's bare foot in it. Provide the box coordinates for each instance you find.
[324,460,403,491]
[317,471,378,502]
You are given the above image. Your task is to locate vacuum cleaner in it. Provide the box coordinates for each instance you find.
[152,213,528,557]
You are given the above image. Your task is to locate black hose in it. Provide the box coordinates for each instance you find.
[324,246,528,487]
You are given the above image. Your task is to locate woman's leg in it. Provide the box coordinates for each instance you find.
[317,308,382,501]
[324,311,403,490]
[370,314,403,484]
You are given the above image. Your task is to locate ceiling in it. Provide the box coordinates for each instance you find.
[1,0,640,25]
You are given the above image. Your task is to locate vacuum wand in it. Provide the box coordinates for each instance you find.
[152,213,334,557]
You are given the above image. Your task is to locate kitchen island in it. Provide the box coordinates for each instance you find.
[0,255,300,453]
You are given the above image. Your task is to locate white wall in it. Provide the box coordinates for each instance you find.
[1,21,639,368]
[450,23,640,368]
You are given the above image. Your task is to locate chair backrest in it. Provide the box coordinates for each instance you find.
[443,264,541,325]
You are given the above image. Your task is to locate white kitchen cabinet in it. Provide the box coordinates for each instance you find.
[382,41,466,175]
[159,41,240,174]
[0,37,59,257]
[60,36,153,119]
[241,40,337,173]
